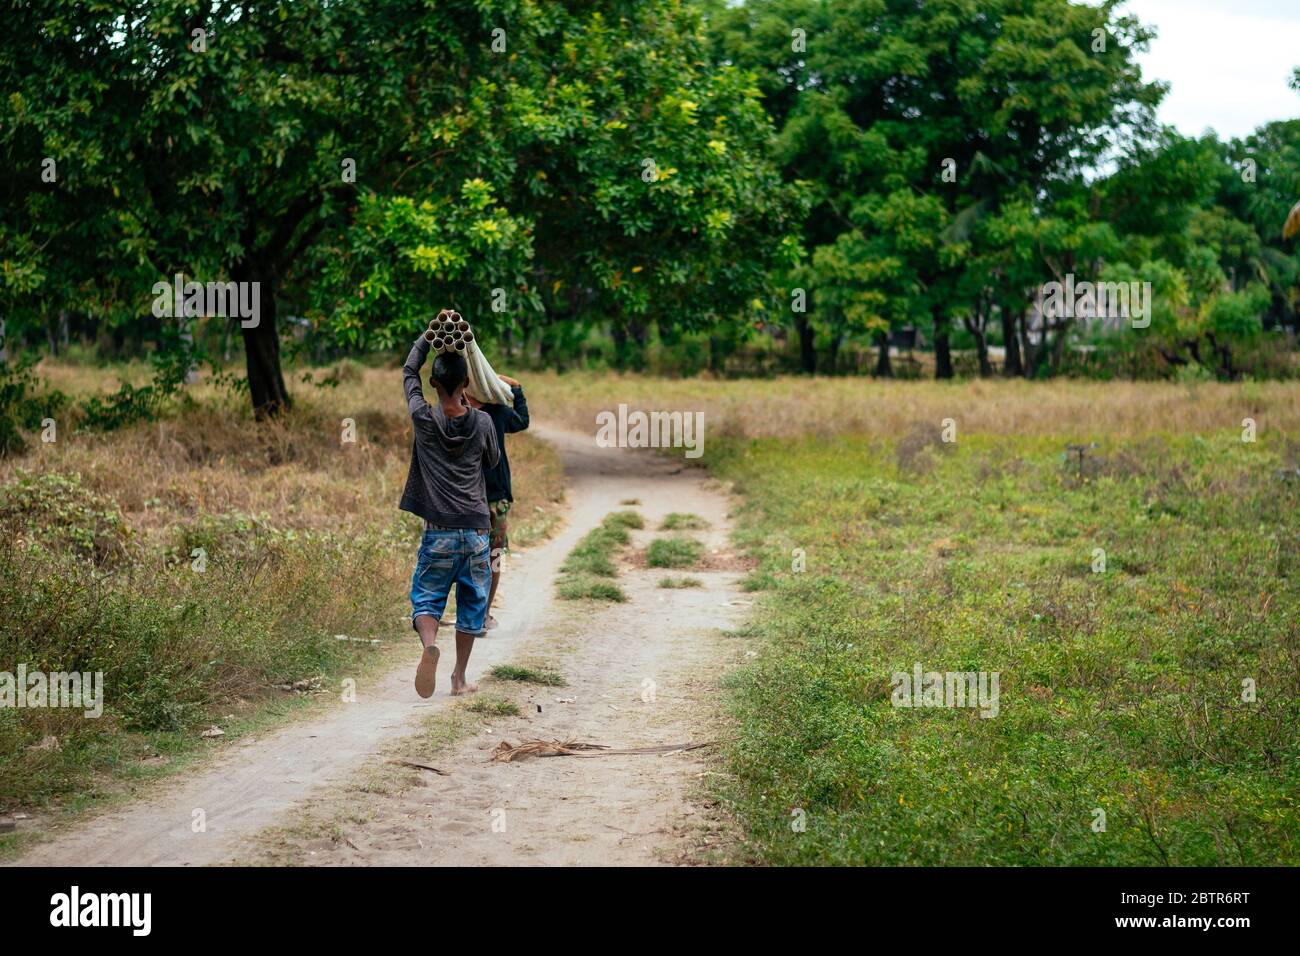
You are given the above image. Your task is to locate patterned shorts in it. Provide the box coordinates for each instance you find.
[489,499,511,554]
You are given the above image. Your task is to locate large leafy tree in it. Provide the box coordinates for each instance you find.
[1092,119,1300,375]
[308,1,802,366]
[3,0,798,408]
[4,0,473,414]
[706,0,1162,376]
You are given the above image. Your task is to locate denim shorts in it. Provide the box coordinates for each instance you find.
[410,527,492,636]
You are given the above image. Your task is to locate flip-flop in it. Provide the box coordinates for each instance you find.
[415,644,440,698]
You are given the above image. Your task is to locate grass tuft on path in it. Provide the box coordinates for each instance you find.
[489,664,567,686]
[556,511,640,602]
[658,576,703,589]
[463,696,521,718]
[606,509,645,530]
[660,512,709,530]
[646,535,704,568]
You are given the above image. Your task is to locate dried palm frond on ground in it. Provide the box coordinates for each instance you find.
[490,739,716,762]
[388,760,448,775]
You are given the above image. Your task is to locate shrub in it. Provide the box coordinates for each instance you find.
[0,471,130,565]
[0,360,67,457]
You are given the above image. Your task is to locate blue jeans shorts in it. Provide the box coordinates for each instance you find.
[410,527,492,636]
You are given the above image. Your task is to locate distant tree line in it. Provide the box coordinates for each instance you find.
[2,0,1298,422]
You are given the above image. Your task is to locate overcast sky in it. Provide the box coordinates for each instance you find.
[1122,0,1300,140]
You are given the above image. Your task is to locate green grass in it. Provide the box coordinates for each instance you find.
[0,502,402,815]
[661,512,709,530]
[556,511,638,602]
[560,546,617,577]
[557,576,627,602]
[740,570,777,591]
[606,509,645,530]
[707,431,1300,866]
[658,576,703,589]
[489,664,567,686]
[646,535,704,569]
[560,514,636,577]
[463,696,521,718]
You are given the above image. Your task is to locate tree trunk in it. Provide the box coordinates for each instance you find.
[537,325,550,367]
[826,332,843,374]
[48,310,69,356]
[932,312,953,379]
[1207,334,1235,379]
[1048,317,1073,373]
[794,314,816,374]
[708,336,723,374]
[610,322,629,371]
[964,314,991,377]
[629,319,647,350]
[628,317,648,372]
[1001,304,1024,377]
[1019,308,1040,378]
[181,318,199,385]
[237,269,290,418]
[874,331,893,377]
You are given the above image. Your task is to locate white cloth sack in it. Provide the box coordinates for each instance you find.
[463,338,513,405]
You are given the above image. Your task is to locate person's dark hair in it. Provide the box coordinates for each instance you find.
[431,352,468,396]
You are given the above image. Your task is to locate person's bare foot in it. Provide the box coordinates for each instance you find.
[415,644,440,698]
[484,615,498,631]
[449,674,478,696]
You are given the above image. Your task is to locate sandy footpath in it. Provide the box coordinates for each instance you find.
[12,424,750,867]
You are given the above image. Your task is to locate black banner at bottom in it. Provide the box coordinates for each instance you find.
[0,865,1282,941]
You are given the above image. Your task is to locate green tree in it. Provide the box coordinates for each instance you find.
[310,1,801,367]
[707,0,1162,376]
[3,1,799,402]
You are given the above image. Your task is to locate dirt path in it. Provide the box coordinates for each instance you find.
[13,425,750,867]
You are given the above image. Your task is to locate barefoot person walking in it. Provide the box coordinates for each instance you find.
[464,374,529,629]
[401,331,499,698]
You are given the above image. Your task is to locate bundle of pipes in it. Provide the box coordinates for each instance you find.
[424,310,514,405]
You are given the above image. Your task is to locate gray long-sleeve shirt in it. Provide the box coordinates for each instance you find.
[399,337,499,530]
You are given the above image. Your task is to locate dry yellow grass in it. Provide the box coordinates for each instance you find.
[10,360,565,550]
[0,359,565,816]
[521,372,1300,442]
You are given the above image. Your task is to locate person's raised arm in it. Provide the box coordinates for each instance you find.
[499,376,529,433]
[403,336,432,417]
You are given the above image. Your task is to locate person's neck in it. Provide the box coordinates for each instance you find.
[438,390,467,417]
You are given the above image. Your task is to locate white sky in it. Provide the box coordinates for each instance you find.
[1122,0,1300,140]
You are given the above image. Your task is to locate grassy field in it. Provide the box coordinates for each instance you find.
[0,360,564,826]
[5,361,1298,866]
[527,373,1300,865]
